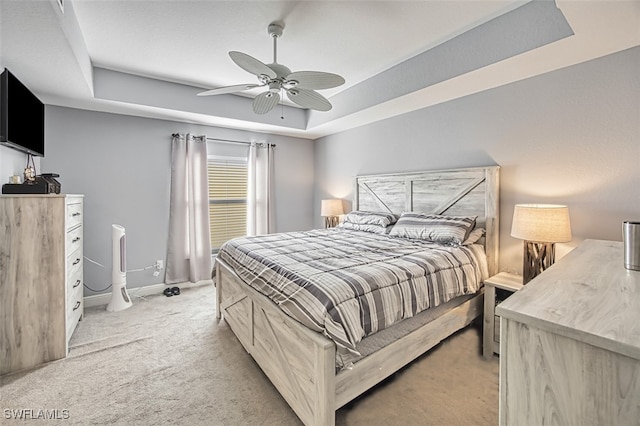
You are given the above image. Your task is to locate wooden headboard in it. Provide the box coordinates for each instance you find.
[354,166,500,276]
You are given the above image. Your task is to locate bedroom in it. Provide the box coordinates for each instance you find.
[1,0,638,425]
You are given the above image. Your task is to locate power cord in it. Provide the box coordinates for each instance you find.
[84,282,112,292]
[82,255,161,294]
[84,256,106,268]
[82,256,113,292]
[127,265,156,273]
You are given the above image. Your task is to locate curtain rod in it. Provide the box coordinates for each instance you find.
[206,137,276,148]
[172,134,276,148]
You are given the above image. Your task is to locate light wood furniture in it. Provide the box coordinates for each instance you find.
[0,194,84,375]
[497,239,640,425]
[216,166,500,426]
[482,272,522,359]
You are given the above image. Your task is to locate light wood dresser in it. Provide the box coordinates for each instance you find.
[0,194,84,375]
[496,239,640,425]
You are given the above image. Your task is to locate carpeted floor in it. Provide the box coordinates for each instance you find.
[0,284,499,425]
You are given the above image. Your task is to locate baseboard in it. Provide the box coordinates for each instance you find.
[84,279,213,308]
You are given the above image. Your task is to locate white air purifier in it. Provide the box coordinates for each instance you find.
[106,224,132,312]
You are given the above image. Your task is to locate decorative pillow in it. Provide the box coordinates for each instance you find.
[388,212,477,245]
[342,210,398,227]
[462,228,485,245]
[337,221,390,234]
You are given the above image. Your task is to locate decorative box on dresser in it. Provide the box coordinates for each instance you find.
[496,239,640,425]
[0,194,84,375]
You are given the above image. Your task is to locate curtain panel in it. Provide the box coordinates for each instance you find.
[247,143,275,236]
[166,133,212,283]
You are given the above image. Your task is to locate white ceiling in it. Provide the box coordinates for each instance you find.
[1,0,639,139]
[72,0,528,98]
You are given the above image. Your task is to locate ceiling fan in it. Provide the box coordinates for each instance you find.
[197,22,345,114]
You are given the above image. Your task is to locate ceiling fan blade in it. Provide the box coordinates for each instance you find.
[286,88,332,111]
[197,84,262,96]
[286,71,345,90]
[252,91,280,114]
[229,51,277,79]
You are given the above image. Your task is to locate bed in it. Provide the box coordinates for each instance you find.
[215,166,500,426]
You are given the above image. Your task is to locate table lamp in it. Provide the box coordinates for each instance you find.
[511,204,572,284]
[321,199,344,228]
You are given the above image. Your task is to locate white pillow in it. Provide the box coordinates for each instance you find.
[342,210,398,227]
[337,221,390,234]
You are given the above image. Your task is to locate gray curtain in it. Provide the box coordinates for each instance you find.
[247,143,275,236]
[166,133,212,283]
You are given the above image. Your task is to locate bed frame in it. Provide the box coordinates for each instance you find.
[215,166,500,425]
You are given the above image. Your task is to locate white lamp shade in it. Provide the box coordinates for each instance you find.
[321,199,344,217]
[511,204,572,243]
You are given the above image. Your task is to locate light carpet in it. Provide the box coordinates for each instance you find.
[0,284,499,425]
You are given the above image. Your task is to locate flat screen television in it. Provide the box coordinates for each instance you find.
[0,68,45,157]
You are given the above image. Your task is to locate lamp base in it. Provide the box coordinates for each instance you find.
[523,241,556,284]
[324,216,339,228]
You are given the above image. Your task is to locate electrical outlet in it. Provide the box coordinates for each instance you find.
[156,260,164,270]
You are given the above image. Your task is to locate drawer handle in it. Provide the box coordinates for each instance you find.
[72,236,81,243]
[72,212,81,217]
[73,279,81,288]
[73,258,81,266]
[73,301,81,311]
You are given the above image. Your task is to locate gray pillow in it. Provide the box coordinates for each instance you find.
[389,212,477,245]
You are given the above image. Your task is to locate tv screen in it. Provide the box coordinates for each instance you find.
[0,68,45,157]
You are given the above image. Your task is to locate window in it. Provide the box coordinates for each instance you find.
[207,155,248,253]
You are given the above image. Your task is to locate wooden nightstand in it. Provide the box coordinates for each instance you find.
[482,272,523,359]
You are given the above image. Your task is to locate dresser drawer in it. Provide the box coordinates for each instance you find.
[66,246,83,278]
[67,262,83,300]
[66,285,83,340]
[66,225,83,254]
[66,201,83,231]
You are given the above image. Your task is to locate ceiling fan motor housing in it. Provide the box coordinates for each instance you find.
[268,23,284,38]
[267,63,292,79]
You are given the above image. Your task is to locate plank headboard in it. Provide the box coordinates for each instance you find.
[354,166,500,276]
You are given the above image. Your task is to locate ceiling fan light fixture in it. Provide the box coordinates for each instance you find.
[268,81,281,93]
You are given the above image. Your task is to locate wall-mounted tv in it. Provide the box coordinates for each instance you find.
[0,68,45,157]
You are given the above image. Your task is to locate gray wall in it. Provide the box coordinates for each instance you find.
[44,107,314,295]
[0,145,35,185]
[314,46,640,274]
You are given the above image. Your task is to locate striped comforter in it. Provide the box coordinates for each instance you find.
[218,228,488,367]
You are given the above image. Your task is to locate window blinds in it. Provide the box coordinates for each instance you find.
[207,157,248,252]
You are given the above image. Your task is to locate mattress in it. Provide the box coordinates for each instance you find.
[218,228,488,368]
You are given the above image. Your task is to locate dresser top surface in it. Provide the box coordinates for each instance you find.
[0,194,83,198]
[497,239,640,359]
